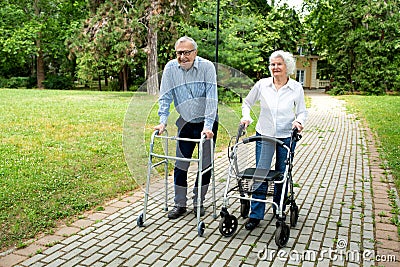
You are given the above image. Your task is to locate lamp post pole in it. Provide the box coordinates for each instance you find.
[215,0,220,69]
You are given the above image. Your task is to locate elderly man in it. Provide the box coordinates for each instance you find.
[154,36,218,219]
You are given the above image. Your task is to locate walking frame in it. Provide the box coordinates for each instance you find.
[137,129,217,237]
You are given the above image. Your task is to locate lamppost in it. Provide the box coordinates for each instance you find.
[215,0,220,67]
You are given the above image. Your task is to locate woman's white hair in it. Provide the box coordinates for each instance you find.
[269,50,296,77]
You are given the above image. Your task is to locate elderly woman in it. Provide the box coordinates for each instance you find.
[240,50,307,230]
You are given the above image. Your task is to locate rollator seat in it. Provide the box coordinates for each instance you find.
[237,168,282,181]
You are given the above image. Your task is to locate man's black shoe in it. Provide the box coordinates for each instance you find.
[193,205,205,216]
[245,218,260,230]
[168,206,187,219]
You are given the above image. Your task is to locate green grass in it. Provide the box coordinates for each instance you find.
[339,95,400,190]
[0,89,151,249]
[339,95,400,235]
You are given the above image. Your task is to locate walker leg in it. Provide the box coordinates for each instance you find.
[211,139,217,219]
[164,161,168,211]
[139,156,152,226]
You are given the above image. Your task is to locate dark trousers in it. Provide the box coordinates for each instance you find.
[173,117,218,207]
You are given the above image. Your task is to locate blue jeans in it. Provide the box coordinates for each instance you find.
[249,132,295,220]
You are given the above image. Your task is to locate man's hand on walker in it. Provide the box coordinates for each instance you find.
[154,123,166,135]
[201,129,214,139]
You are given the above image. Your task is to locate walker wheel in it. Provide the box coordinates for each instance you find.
[275,222,290,248]
[219,214,238,237]
[198,221,205,237]
[240,199,250,218]
[137,213,144,227]
[290,204,299,227]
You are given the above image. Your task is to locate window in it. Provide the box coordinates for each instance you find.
[297,46,304,56]
[296,70,305,85]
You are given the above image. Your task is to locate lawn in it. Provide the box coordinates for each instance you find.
[339,95,400,190]
[0,89,148,249]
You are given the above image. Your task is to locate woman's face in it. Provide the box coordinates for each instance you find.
[269,56,287,78]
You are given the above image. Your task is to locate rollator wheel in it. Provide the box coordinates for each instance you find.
[198,221,205,237]
[219,214,238,237]
[137,213,144,227]
[240,199,250,218]
[275,222,290,248]
[290,204,299,227]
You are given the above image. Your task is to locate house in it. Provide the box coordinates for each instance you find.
[294,47,330,89]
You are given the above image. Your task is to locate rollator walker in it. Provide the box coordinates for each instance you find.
[219,124,301,247]
[137,129,217,237]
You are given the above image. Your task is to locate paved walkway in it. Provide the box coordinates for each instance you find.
[1,90,399,266]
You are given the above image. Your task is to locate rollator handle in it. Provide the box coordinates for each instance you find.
[242,135,285,146]
[235,123,246,144]
[291,127,302,142]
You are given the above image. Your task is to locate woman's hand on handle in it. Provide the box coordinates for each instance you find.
[240,119,251,130]
[292,121,303,132]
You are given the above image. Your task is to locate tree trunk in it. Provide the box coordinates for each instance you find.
[98,75,102,91]
[36,38,45,89]
[123,64,128,91]
[104,70,108,87]
[34,0,45,89]
[146,22,159,95]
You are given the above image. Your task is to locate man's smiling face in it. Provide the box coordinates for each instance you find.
[176,41,197,70]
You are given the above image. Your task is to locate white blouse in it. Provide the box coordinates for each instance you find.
[241,77,307,138]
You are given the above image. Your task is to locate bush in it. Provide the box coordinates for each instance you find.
[328,82,347,95]
[0,77,30,88]
[43,75,74,90]
[108,79,120,91]
[0,77,7,88]
[26,76,37,89]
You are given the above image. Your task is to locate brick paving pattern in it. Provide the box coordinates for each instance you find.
[1,90,399,266]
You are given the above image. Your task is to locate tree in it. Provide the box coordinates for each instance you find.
[69,0,191,93]
[0,1,36,78]
[68,1,145,91]
[0,0,88,88]
[304,0,400,94]
[178,0,303,79]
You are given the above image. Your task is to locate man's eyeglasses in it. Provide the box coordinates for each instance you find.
[176,49,195,56]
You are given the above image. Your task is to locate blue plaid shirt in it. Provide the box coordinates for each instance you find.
[158,56,218,130]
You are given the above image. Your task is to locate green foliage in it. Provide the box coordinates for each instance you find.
[178,0,303,79]
[69,0,192,91]
[2,0,399,95]
[218,86,241,103]
[43,75,74,90]
[0,77,26,88]
[0,0,88,84]
[0,76,37,89]
[68,1,144,84]
[304,0,400,95]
